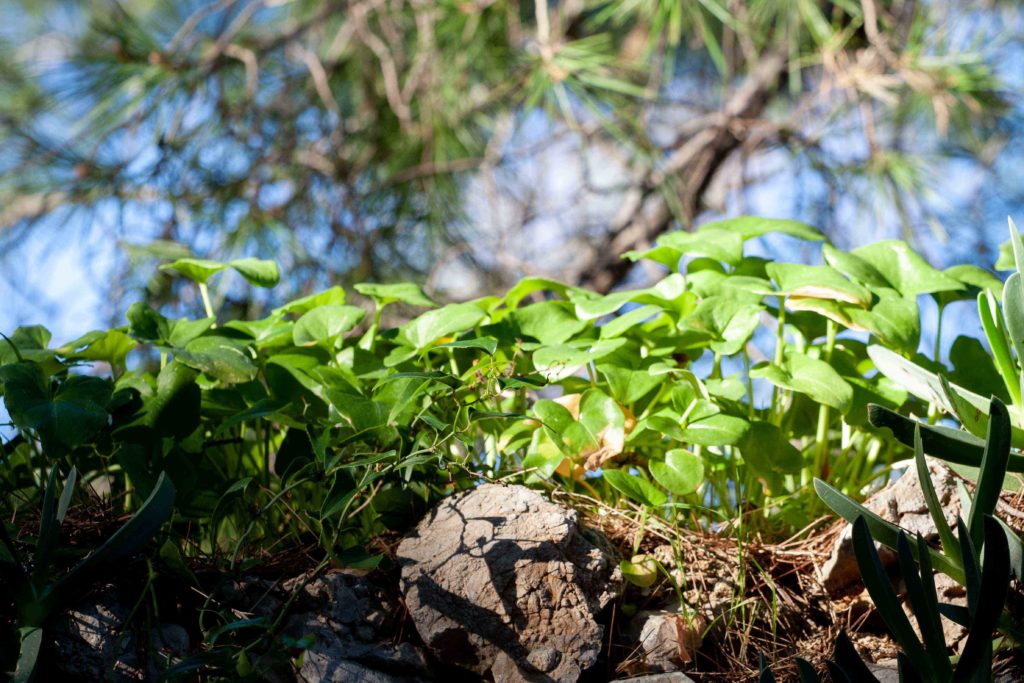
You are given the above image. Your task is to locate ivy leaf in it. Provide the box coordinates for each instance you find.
[657,228,745,265]
[508,300,588,344]
[532,339,626,381]
[603,468,667,507]
[649,449,704,495]
[228,258,280,288]
[683,413,749,446]
[402,302,486,349]
[851,241,963,297]
[59,330,137,368]
[767,263,871,306]
[275,287,347,315]
[822,243,890,289]
[176,336,258,384]
[160,258,226,284]
[355,282,434,307]
[751,350,853,412]
[698,216,824,242]
[292,305,366,347]
[684,296,762,355]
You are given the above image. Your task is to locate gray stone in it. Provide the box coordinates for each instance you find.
[628,609,704,672]
[820,459,962,594]
[398,483,621,682]
[610,673,697,682]
[282,571,431,682]
[51,585,145,682]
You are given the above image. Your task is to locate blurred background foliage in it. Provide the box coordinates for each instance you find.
[0,0,1022,334]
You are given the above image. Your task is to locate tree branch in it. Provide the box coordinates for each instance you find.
[571,51,787,293]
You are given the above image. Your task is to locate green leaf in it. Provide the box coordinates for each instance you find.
[684,296,762,355]
[814,478,963,582]
[766,263,871,305]
[59,329,137,368]
[436,336,499,355]
[954,517,1011,681]
[696,216,824,242]
[822,244,891,289]
[354,282,434,307]
[658,228,745,265]
[532,339,626,381]
[899,533,950,678]
[739,421,803,484]
[912,425,960,559]
[509,300,588,344]
[292,305,365,346]
[228,258,280,287]
[603,468,667,507]
[0,365,112,451]
[683,413,749,446]
[850,518,935,678]
[846,289,920,355]
[160,258,226,284]
[968,398,1011,548]
[402,302,486,349]
[850,241,963,297]
[750,351,853,412]
[1001,271,1024,370]
[176,336,257,384]
[275,286,347,315]
[13,626,43,683]
[649,449,704,495]
[58,472,175,597]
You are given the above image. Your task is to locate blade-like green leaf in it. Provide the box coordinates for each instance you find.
[896,533,951,678]
[59,472,175,594]
[13,626,42,683]
[815,478,964,582]
[953,516,1010,682]
[968,398,1011,550]
[912,426,960,559]
[851,518,934,679]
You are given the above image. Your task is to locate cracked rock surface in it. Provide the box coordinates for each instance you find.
[397,483,621,682]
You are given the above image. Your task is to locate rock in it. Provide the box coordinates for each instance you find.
[51,585,145,682]
[902,571,967,646]
[281,571,431,682]
[398,483,621,682]
[626,609,704,672]
[820,459,962,594]
[610,673,697,682]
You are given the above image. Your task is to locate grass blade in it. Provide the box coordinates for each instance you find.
[31,468,60,591]
[795,657,820,682]
[958,517,981,618]
[55,467,77,524]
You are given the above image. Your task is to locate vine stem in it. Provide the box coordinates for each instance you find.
[812,320,838,483]
[198,282,216,321]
